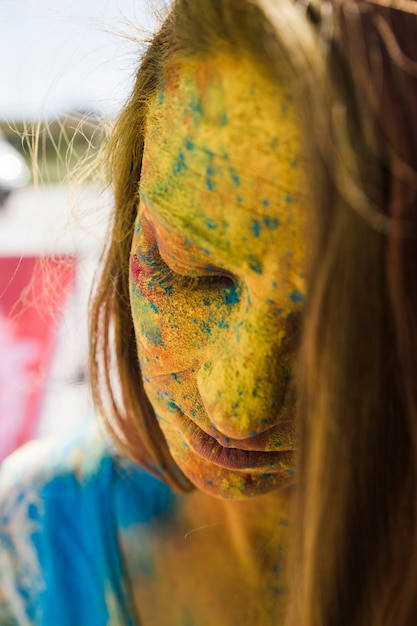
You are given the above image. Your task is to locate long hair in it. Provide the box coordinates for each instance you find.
[285,1,417,624]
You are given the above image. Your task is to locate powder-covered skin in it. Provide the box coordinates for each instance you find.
[130,53,306,500]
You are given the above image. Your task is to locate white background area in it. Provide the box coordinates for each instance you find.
[0,0,164,120]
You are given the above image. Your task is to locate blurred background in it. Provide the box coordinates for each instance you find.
[0,0,162,460]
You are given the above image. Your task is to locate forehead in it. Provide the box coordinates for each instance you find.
[140,53,305,255]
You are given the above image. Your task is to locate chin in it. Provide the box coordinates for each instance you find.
[169,447,296,500]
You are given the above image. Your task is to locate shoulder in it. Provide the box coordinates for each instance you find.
[0,418,110,492]
[0,417,177,543]
[0,421,112,624]
[0,419,120,560]
[0,420,176,625]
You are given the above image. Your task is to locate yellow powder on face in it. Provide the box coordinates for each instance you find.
[142,54,305,278]
[130,51,306,500]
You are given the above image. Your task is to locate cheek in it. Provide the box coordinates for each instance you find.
[129,260,234,380]
[130,272,239,424]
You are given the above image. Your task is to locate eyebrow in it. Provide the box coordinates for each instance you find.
[140,191,230,258]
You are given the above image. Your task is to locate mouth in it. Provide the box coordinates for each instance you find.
[179,416,294,471]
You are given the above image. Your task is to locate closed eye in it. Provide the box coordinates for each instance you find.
[152,249,235,291]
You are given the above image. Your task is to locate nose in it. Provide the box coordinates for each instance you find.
[197,305,298,440]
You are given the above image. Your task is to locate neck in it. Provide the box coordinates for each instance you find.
[222,486,293,575]
[183,484,294,579]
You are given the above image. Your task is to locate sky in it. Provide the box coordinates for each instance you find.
[0,0,165,120]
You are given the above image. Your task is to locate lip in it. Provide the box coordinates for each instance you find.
[191,418,295,452]
[179,417,294,471]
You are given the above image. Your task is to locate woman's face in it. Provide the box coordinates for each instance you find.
[130,53,306,499]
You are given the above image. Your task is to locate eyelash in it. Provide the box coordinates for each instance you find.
[151,248,234,291]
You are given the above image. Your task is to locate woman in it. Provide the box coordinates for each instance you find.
[1,0,417,625]
[0,2,310,623]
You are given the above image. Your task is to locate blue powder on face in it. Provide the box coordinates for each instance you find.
[205,218,217,230]
[263,216,279,230]
[189,94,203,116]
[250,219,261,237]
[229,166,241,186]
[155,412,170,425]
[249,258,263,274]
[173,152,187,174]
[223,284,241,305]
[200,321,212,336]
[289,290,304,303]
[142,324,162,346]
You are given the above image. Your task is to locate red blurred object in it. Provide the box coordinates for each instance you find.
[0,256,76,460]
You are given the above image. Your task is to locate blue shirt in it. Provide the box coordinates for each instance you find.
[0,421,177,625]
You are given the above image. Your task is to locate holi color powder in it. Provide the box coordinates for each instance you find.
[129,52,305,500]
